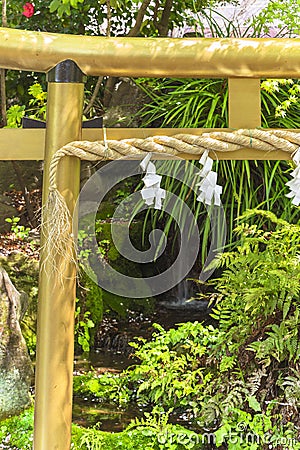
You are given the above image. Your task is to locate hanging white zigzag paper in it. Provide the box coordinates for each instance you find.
[140,153,166,210]
[286,148,300,206]
[196,150,223,206]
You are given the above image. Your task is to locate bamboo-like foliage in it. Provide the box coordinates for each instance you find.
[134,82,300,263]
[131,10,300,265]
[134,73,300,264]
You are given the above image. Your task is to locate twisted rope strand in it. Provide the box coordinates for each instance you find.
[48,129,300,190]
[43,128,300,280]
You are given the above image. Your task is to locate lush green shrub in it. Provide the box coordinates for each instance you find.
[74,211,300,448]
[0,408,202,450]
[0,408,34,450]
[73,371,132,407]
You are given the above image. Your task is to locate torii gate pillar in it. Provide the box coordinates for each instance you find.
[34,60,84,450]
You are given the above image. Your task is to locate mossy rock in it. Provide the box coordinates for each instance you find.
[96,201,116,220]
[78,216,156,324]
[97,221,144,275]
[0,253,38,355]
[0,253,38,297]
[103,78,148,128]
[78,220,156,321]
[76,269,103,349]
[0,268,33,419]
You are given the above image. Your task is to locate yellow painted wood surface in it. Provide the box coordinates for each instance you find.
[1,27,300,78]
[34,82,84,450]
[228,79,261,129]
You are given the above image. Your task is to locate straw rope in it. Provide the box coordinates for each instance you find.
[48,129,299,191]
[43,128,300,278]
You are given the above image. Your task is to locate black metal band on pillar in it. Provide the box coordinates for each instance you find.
[47,59,86,83]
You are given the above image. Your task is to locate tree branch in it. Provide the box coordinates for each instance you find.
[1,0,7,127]
[106,0,111,37]
[2,0,6,27]
[102,75,117,108]
[11,161,37,228]
[83,0,111,116]
[83,76,104,116]
[91,0,151,111]
[157,0,173,36]
[0,69,6,127]
[127,0,152,37]
[153,0,159,29]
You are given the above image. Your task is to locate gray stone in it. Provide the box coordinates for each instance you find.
[0,267,33,419]
[103,78,148,127]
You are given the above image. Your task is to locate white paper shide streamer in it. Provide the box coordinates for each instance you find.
[286,148,300,206]
[196,150,222,206]
[140,154,166,209]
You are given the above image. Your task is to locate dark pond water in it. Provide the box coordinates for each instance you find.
[73,396,142,431]
[72,303,211,431]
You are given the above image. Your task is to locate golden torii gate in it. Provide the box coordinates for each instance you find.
[0,27,298,450]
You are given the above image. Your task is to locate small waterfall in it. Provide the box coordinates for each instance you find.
[160,233,209,310]
[160,277,209,310]
[174,234,193,303]
[175,278,192,302]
